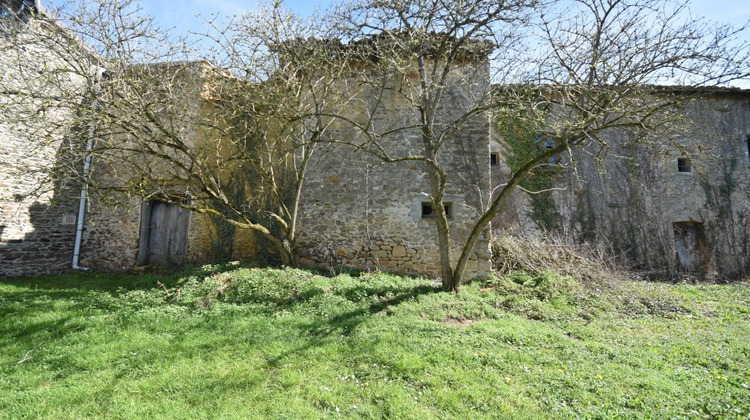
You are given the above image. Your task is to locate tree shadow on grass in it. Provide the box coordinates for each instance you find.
[2,261,247,289]
[264,282,441,368]
[0,264,248,351]
[0,264,441,334]
[1,265,446,414]
[1,265,443,369]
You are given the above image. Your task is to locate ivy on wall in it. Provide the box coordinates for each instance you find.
[494,116,562,232]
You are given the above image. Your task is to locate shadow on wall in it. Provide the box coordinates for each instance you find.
[0,129,84,278]
[0,198,80,278]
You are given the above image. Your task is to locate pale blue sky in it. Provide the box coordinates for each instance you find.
[43,0,748,86]
[45,1,750,36]
[109,0,330,29]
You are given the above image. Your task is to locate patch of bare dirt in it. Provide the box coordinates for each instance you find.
[443,316,477,327]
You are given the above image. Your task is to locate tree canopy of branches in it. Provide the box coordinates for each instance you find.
[2,0,360,265]
[326,0,748,290]
[1,0,747,290]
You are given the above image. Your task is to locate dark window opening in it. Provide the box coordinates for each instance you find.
[421,202,452,220]
[677,157,691,173]
[746,135,750,165]
[537,136,560,166]
[490,152,499,166]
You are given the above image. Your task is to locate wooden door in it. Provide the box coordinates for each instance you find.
[673,222,703,273]
[137,201,189,266]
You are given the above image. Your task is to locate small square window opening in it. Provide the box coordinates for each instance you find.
[677,157,691,173]
[539,137,561,166]
[490,152,499,166]
[421,202,453,219]
[61,214,77,225]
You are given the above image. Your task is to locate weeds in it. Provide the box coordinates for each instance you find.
[0,263,748,419]
[491,231,625,282]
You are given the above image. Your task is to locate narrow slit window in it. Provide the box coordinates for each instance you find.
[421,202,452,219]
[746,135,750,165]
[677,157,691,173]
[490,152,499,166]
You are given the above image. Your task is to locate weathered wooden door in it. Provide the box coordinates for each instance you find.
[673,222,703,273]
[137,201,189,266]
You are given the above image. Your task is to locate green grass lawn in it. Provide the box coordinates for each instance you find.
[1,265,748,419]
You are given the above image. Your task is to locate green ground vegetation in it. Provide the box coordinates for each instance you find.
[1,264,748,419]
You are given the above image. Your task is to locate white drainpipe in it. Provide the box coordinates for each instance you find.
[72,99,98,271]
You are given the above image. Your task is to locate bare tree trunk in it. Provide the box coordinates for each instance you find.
[452,144,570,286]
[422,120,455,290]
[427,165,455,290]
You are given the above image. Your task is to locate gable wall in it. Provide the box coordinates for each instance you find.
[0,18,86,277]
[296,61,493,278]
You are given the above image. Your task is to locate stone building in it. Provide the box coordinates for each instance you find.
[75,54,493,278]
[294,58,493,278]
[0,1,89,276]
[73,61,267,273]
[493,87,750,279]
[1,10,493,279]
[2,6,748,281]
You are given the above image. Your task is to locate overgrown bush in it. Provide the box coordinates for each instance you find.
[491,232,627,283]
[488,233,701,318]
[162,266,437,318]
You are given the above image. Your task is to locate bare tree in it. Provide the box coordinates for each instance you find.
[309,0,536,290]
[191,4,366,264]
[329,0,748,291]
[3,0,747,284]
[0,0,357,266]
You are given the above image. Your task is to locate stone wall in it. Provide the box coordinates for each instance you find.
[78,63,260,271]
[0,17,87,278]
[0,185,80,277]
[0,97,79,277]
[80,195,257,271]
[297,61,493,279]
[496,91,750,279]
[79,195,142,271]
